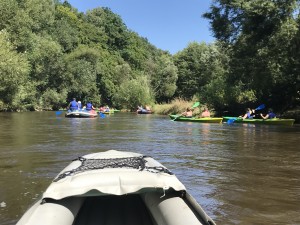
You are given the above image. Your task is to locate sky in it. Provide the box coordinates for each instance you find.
[67,0,215,54]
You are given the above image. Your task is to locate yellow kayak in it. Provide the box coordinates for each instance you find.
[169,115,223,123]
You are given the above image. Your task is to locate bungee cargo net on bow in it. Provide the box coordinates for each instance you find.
[54,155,173,182]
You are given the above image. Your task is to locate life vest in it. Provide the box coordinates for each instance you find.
[70,100,77,110]
[268,112,276,119]
[86,103,92,110]
[246,112,253,119]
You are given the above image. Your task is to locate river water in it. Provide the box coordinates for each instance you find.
[0,112,299,225]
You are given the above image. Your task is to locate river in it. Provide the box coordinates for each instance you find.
[0,111,299,225]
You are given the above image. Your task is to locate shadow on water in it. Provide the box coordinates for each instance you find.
[0,112,299,224]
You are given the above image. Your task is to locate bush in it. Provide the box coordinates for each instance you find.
[113,76,154,111]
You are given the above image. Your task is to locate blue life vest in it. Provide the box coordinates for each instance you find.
[86,103,92,111]
[70,100,77,110]
[246,112,253,119]
[268,112,276,119]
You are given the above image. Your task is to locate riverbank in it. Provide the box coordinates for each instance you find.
[281,108,300,123]
[152,99,212,117]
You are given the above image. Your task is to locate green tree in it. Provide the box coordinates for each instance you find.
[145,54,178,103]
[1,0,190,111]
[0,0,18,30]
[203,0,299,111]
[24,0,55,33]
[174,42,225,100]
[95,50,128,105]
[86,7,127,50]
[64,46,101,105]
[27,35,63,93]
[120,31,153,70]
[51,4,80,52]
[113,75,154,110]
[0,30,30,110]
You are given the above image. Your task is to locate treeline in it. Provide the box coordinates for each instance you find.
[0,0,177,111]
[201,0,300,115]
[0,0,299,115]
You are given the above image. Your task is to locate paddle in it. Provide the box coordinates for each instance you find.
[55,111,63,115]
[227,118,237,125]
[255,104,265,111]
[172,102,200,121]
[99,112,106,118]
[191,102,200,108]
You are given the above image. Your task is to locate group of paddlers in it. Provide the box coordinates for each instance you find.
[68,98,113,112]
[68,98,95,111]
[180,105,275,120]
[136,105,151,113]
[181,107,210,118]
[241,108,276,119]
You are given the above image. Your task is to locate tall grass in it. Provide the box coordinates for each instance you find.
[153,98,211,116]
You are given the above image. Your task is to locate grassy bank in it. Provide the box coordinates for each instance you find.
[152,99,212,116]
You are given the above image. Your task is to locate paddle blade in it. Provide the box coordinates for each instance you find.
[227,119,236,125]
[192,102,200,108]
[255,104,265,110]
[100,112,106,118]
[55,111,62,115]
[172,115,181,121]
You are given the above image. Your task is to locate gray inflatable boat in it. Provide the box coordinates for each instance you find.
[17,150,216,225]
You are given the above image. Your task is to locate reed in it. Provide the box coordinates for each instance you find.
[153,98,205,116]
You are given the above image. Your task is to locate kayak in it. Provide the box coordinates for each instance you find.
[223,116,295,126]
[137,109,152,114]
[65,110,98,118]
[17,150,216,225]
[101,110,114,114]
[169,115,223,123]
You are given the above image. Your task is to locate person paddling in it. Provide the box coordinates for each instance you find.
[77,101,82,110]
[260,108,276,119]
[241,108,255,119]
[85,102,95,111]
[200,107,210,117]
[181,107,193,118]
[68,98,78,111]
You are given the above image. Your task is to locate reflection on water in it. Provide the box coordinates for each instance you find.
[0,112,299,224]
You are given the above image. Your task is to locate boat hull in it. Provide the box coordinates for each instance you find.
[137,110,152,114]
[65,110,98,118]
[101,110,114,114]
[223,116,295,126]
[17,150,215,225]
[169,115,223,123]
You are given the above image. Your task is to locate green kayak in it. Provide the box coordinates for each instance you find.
[223,116,295,126]
[169,115,223,123]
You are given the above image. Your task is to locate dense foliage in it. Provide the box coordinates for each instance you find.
[0,0,176,111]
[202,0,300,114]
[0,0,298,115]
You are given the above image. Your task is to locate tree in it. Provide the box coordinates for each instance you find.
[0,30,30,110]
[174,42,225,100]
[51,4,80,52]
[113,75,154,110]
[1,0,189,111]
[27,34,63,94]
[203,0,299,111]
[145,54,178,103]
[86,7,128,50]
[24,0,55,33]
[63,46,101,105]
[0,0,18,31]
